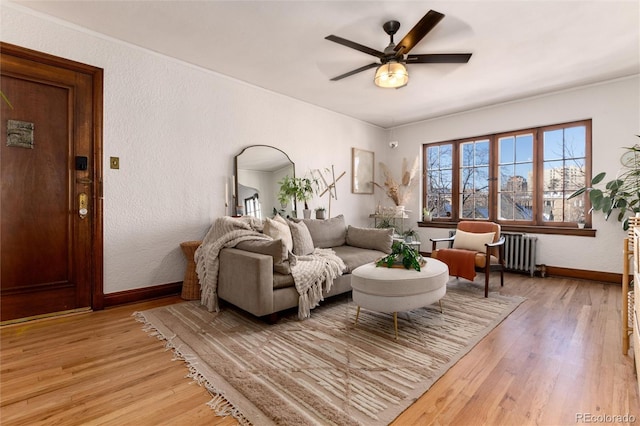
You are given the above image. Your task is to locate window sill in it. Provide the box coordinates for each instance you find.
[417,221,596,237]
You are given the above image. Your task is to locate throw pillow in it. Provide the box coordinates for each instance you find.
[452,229,495,252]
[288,220,315,256]
[272,213,288,226]
[302,214,347,248]
[234,239,290,275]
[346,226,394,254]
[263,217,293,253]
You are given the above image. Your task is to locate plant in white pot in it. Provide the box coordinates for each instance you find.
[278,176,317,218]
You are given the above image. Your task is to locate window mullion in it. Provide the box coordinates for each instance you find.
[452,142,460,221]
[489,135,497,222]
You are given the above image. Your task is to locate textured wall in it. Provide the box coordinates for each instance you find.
[1,4,384,293]
[2,3,636,290]
[387,76,640,274]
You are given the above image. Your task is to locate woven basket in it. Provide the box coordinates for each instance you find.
[180,241,202,300]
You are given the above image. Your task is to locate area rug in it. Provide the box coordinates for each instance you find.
[135,282,524,425]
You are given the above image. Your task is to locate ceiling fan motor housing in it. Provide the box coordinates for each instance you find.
[325,10,472,85]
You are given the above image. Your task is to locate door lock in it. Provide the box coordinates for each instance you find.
[79,193,88,219]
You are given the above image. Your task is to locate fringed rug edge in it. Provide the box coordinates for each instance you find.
[133,310,253,426]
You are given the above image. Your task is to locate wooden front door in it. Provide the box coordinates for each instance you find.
[1,43,104,322]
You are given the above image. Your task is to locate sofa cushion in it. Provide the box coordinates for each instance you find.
[331,245,387,274]
[302,214,347,248]
[452,229,495,252]
[235,239,291,275]
[346,226,394,254]
[264,216,293,253]
[273,272,295,289]
[288,220,315,255]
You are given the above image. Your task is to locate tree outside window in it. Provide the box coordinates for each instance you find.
[422,119,591,227]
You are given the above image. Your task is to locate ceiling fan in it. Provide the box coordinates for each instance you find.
[325,10,472,88]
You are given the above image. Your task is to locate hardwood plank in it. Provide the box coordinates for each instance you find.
[1,275,638,425]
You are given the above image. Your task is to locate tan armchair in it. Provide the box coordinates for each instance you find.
[430,221,505,297]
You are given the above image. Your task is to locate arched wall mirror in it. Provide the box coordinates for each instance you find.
[234,145,295,219]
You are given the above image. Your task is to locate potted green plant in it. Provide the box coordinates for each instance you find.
[277,176,295,209]
[278,176,317,218]
[315,207,326,220]
[376,241,425,271]
[569,140,640,230]
[296,177,315,219]
[374,215,396,234]
[422,207,434,222]
[402,228,420,243]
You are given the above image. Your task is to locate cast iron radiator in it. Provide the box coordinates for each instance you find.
[447,231,538,277]
[502,233,538,277]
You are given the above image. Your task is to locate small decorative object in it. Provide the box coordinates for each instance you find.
[403,228,419,243]
[376,241,425,272]
[423,207,433,222]
[312,165,346,218]
[374,155,420,206]
[352,148,374,194]
[315,207,326,219]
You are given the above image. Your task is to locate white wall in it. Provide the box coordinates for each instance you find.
[1,4,384,294]
[385,76,640,274]
[2,4,636,294]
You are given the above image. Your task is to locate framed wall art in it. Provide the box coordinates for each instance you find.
[351,148,374,194]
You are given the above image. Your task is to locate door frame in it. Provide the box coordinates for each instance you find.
[1,42,105,310]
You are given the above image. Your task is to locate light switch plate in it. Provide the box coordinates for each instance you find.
[110,157,120,169]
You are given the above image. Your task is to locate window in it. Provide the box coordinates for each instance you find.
[244,193,261,219]
[425,144,453,218]
[423,119,591,228]
[460,139,490,219]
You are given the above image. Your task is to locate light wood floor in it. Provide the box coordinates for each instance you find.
[1,274,638,425]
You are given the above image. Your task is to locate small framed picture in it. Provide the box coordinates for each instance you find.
[352,148,374,194]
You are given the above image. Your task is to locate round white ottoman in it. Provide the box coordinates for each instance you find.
[351,259,449,339]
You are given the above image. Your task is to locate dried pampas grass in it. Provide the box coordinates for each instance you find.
[375,155,420,206]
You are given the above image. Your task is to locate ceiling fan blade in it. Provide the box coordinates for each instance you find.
[325,35,385,58]
[330,63,379,81]
[406,53,472,63]
[394,10,445,56]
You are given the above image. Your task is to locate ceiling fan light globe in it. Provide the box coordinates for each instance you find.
[374,62,408,88]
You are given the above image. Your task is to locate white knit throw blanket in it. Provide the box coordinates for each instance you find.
[195,216,271,312]
[195,216,345,319]
[290,248,346,320]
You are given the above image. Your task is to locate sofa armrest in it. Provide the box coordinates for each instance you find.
[218,248,275,317]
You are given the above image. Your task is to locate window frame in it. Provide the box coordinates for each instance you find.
[421,119,592,232]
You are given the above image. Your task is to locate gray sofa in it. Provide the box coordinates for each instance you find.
[217,215,393,319]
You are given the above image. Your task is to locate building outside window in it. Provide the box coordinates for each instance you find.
[423,119,591,228]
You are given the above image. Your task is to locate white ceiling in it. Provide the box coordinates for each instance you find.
[11,0,640,128]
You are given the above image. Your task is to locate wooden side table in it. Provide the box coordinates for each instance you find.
[180,241,202,300]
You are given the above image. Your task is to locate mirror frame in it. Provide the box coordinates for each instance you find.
[234,145,296,216]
